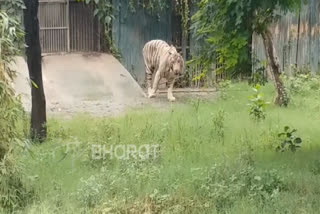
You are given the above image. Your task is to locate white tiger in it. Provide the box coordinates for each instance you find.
[142,40,184,101]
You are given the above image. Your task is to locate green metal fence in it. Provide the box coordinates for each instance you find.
[112,0,173,85]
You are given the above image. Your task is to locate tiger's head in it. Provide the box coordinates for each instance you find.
[168,48,184,76]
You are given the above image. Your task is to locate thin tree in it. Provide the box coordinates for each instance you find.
[193,0,301,106]
[23,0,47,141]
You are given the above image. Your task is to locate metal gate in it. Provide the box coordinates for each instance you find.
[39,0,101,53]
[69,1,101,52]
[39,0,70,53]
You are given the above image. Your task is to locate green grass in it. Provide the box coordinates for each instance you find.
[15,82,320,213]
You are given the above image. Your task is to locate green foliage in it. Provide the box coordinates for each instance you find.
[0,9,35,213]
[211,109,225,144]
[78,0,121,59]
[85,0,114,25]
[187,41,219,84]
[217,79,231,100]
[0,151,35,213]
[0,82,22,158]
[0,10,24,157]
[0,0,25,18]
[276,126,302,153]
[188,56,217,88]
[175,0,190,36]
[194,159,286,212]
[14,82,320,213]
[249,70,268,87]
[128,0,168,15]
[310,160,320,176]
[0,11,24,81]
[248,84,269,121]
[191,0,301,77]
[284,66,320,96]
[128,0,192,33]
[249,60,268,86]
[249,169,286,199]
[127,0,192,36]
[0,9,25,162]
[191,0,252,76]
[76,176,103,209]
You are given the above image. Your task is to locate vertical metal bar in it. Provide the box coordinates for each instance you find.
[48,3,51,53]
[54,3,57,52]
[38,2,42,52]
[97,14,101,52]
[60,2,62,51]
[67,0,70,52]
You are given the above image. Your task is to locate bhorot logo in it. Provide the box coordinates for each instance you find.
[91,144,160,160]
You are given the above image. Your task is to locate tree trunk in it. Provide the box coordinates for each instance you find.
[23,0,47,141]
[261,29,289,106]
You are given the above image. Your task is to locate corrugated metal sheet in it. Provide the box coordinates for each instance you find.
[69,1,100,52]
[253,0,320,74]
[112,0,173,84]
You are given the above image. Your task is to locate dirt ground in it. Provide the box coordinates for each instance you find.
[22,89,217,118]
[46,90,217,117]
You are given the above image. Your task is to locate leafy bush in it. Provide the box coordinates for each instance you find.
[310,160,320,176]
[0,9,24,166]
[0,9,35,212]
[217,79,231,100]
[76,176,104,209]
[249,60,268,86]
[248,84,269,121]
[249,169,285,200]
[46,119,71,141]
[194,163,286,212]
[211,109,225,144]
[276,126,302,152]
[285,74,310,94]
[0,153,35,212]
[0,0,25,17]
[284,66,320,95]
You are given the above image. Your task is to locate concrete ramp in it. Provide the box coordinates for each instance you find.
[13,53,146,115]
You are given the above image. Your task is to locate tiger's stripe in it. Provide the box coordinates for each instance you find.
[143,40,176,75]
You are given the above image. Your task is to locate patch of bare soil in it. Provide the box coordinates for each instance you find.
[44,89,217,118]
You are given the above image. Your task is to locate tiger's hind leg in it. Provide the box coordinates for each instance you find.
[147,73,153,96]
[145,65,154,96]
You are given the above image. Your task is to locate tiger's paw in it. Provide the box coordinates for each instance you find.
[168,96,176,102]
[148,92,156,99]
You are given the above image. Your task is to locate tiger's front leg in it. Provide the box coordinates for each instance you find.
[167,78,176,102]
[148,70,161,98]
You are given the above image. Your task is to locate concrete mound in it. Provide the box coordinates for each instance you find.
[12,53,146,116]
